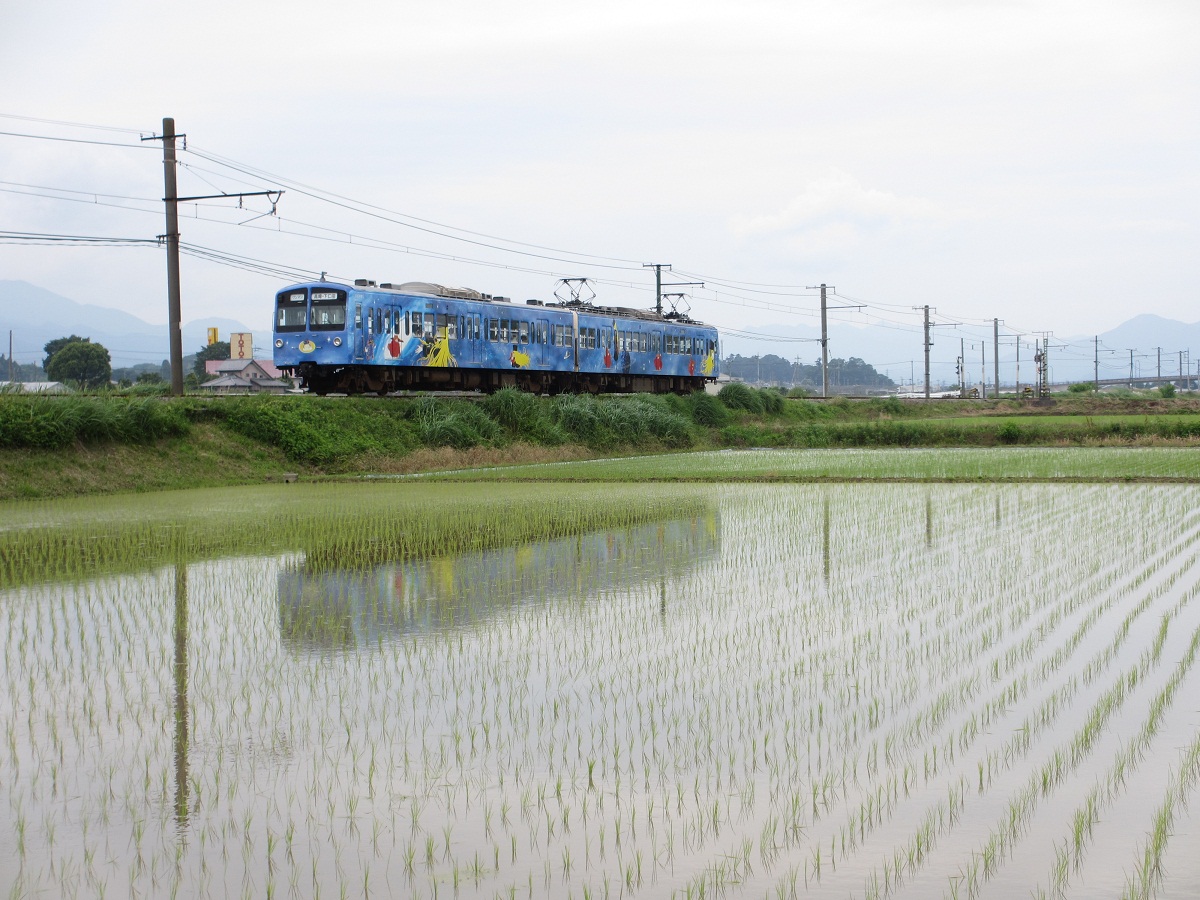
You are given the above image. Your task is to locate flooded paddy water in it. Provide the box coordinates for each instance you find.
[2,481,1200,899]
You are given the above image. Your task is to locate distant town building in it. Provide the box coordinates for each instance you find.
[198,359,289,394]
[0,381,72,393]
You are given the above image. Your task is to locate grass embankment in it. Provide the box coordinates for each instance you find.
[3,385,1200,499]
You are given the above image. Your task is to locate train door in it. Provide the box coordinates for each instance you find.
[530,319,546,367]
[353,302,365,360]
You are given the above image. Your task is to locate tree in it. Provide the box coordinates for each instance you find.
[193,341,231,379]
[46,340,111,388]
[43,335,89,370]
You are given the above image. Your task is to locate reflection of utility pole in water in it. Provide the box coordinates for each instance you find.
[173,563,190,829]
[822,494,831,586]
[659,578,666,623]
[995,494,1001,527]
[925,496,933,549]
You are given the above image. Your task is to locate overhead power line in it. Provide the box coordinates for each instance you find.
[0,129,157,150]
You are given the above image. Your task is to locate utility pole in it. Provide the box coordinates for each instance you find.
[993,318,1000,397]
[959,337,965,398]
[1129,349,1134,387]
[7,330,12,382]
[820,284,828,397]
[1157,347,1162,383]
[980,340,986,399]
[145,118,282,396]
[804,284,859,398]
[642,264,669,316]
[159,117,184,396]
[1015,337,1021,397]
[922,306,932,399]
[1094,336,1099,391]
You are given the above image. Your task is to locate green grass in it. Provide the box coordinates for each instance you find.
[418,447,1200,483]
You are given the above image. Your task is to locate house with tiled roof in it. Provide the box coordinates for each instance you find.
[199,359,289,394]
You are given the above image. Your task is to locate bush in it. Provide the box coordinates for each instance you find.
[1160,383,1177,398]
[997,421,1021,444]
[718,382,764,413]
[1068,382,1093,393]
[689,391,732,427]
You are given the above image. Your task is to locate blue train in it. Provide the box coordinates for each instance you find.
[272,278,719,395]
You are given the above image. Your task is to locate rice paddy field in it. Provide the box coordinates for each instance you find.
[3,479,1200,899]
[422,447,1200,482]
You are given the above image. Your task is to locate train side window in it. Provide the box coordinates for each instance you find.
[565,326,574,346]
[602,327,611,349]
[518,321,529,343]
[640,333,648,352]
[423,315,434,338]
[652,332,661,353]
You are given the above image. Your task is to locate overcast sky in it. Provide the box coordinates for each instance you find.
[2,0,1197,360]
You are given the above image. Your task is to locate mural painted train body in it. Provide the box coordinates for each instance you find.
[273,279,719,395]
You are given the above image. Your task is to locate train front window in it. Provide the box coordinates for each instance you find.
[310,290,347,331]
[275,291,307,332]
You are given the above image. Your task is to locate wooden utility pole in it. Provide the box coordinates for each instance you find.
[144,120,282,395]
[161,118,184,395]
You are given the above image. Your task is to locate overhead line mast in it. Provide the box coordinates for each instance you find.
[143,118,282,396]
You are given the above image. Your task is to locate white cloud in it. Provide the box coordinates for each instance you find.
[731,171,951,258]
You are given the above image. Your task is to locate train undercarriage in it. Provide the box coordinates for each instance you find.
[290,363,709,396]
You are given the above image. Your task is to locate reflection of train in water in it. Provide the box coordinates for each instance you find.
[272,279,720,395]
[279,513,720,650]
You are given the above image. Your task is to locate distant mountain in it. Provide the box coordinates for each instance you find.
[0,281,269,368]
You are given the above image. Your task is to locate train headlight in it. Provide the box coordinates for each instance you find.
[274,339,283,348]
[333,337,342,347]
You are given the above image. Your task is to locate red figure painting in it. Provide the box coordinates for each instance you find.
[688,358,696,376]
[387,334,401,358]
[653,353,663,371]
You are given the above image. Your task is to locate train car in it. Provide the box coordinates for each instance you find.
[272,278,719,395]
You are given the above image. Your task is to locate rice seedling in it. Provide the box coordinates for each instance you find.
[4,481,1200,898]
